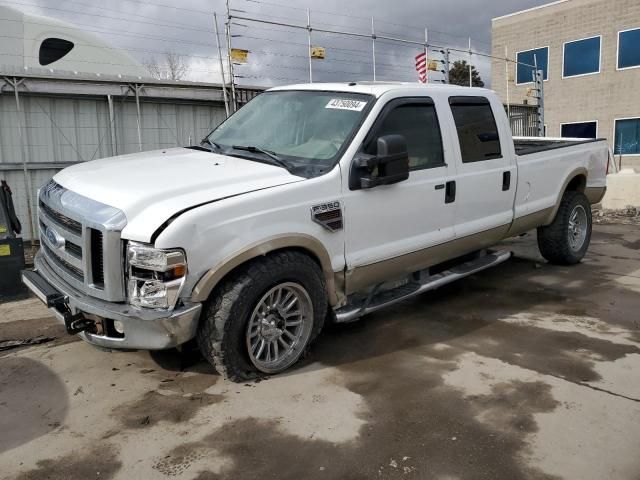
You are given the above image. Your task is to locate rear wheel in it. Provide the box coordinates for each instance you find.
[537,191,592,265]
[196,251,327,382]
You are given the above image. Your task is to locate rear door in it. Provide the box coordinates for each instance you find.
[446,96,516,238]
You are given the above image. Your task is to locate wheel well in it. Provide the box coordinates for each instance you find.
[565,174,586,193]
[192,245,339,306]
[220,246,323,280]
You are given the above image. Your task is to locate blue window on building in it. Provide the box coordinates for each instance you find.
[516,47,549,84]
[561,122,597,139]
[614,118,640,155]
[563,36,600,77]
[618,28,640,69]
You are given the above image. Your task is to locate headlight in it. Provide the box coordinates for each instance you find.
[126,242,187,310]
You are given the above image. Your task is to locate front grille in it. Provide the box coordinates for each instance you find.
[40,200,83,235]
[65,240,82,259]
[91,229,104,287]
[38,180,126,302]
[41,242,84,281]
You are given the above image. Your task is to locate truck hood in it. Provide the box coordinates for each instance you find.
[54,148,305,242]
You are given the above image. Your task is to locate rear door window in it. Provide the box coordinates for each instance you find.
[449,97,502,163]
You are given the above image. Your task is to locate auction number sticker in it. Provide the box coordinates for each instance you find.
[325,99,367,111]
[0,244,10,256]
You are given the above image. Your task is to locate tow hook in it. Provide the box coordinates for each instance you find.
[55,303,97,335]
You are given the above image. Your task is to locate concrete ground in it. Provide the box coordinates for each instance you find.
[1,223,639,480]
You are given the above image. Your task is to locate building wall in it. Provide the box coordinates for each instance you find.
[491,0,640,167]
[0,75,259,241]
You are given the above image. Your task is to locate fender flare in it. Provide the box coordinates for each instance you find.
[190,234,342,306]
[541,167,588,225]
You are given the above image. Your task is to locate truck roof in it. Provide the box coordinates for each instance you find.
[268,82,493,97]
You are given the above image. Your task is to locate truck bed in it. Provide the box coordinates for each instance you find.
[514,137,605,156]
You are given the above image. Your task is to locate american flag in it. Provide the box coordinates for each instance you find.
[415,52,428,83]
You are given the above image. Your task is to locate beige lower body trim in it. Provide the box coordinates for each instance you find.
[507,207,554,236]
[508,184,603,237]
[344,225,510,295]
[585,186,606,205]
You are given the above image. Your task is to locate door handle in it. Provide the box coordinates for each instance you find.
[502,171,511,191]
[445,180,456,204]
[435,184,445,190]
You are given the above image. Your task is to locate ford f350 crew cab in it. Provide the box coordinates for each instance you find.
[22,83,608,381]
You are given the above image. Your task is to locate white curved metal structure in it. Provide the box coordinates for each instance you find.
[0,6,148,78]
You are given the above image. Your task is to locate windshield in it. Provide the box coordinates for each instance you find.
[206,90,372,168]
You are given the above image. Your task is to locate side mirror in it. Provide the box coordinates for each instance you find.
[350,134,410,190]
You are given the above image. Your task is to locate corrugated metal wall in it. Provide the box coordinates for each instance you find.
[0,76,252,240]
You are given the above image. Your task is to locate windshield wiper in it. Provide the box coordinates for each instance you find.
[201,138,222,152]
[231,145,290,170]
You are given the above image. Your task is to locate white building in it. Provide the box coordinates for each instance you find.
[491,0,640,170]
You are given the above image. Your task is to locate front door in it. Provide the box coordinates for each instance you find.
[342,96,457,293]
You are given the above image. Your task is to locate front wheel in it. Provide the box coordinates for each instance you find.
[246,282,315,374]
[196,251,327,382]
[537,191,592,265]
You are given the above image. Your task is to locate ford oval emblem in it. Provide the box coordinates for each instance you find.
[45,226,65,249]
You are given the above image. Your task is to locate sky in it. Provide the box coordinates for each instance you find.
[1,0,551,87]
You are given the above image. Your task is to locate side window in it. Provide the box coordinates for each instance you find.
[561,121,597,139]
[618,28,640,69]
[516,47,549,84]
[365,102,445,170]
[449,97,502,163]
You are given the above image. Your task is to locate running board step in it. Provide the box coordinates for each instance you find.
[335,250,512,323]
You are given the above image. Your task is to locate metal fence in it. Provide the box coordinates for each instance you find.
[0,72,261,241]
[505,104,539,137]
[222,6,546,133]
[222,3,542,88]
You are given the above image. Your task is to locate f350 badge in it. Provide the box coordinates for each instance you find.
[311,201,343,232]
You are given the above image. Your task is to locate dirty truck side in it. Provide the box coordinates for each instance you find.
[22,82,608,381]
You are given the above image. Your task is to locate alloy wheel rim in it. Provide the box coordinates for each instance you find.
[246,282,313,372]
[568,205,588,252]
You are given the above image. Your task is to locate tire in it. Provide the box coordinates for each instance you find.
[537,191,592,265]
[196,251,327,382]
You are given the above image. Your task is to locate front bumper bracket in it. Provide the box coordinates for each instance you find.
[61,305,97,335]
[22,269,97,335]
[22,257,202,350]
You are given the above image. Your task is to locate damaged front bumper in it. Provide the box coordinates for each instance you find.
[21,252,201,350]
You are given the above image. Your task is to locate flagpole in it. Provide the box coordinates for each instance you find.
[225,0,237,111]
[505,45,510,121]
[371,17,376,82]
[307,9,313,83]
[214,12,230,117]
[424,28,429,83]
[468,37,472,87]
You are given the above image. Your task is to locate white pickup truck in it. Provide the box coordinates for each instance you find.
[22,82,608,381]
